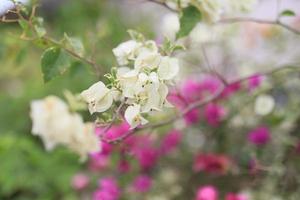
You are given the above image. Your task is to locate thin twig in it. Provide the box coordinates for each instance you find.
[146,0,178,12]
[201,44,228,86]
[218,17,300,35]
[99,101,126,141]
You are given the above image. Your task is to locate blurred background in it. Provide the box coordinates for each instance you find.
[1,0,300,199]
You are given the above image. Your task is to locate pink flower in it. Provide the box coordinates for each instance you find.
[126,135,159,171]
[89,153,110,171]
[131,175,152,193]
[248,74,264,91]
[185,108,201,125]
[168,76,222,125]
[118,159,131,173]
[221,82,241,99]
[93,177,120,200]
[248,126,271,146]
[193,153,231,175]
[71,173,89,191]
[136,146,159,171]
[160,130,182,154]
[196,185,218,200]
[225,193,248,200]
[204,103,226,127]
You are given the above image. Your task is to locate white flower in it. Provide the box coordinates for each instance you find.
[194,0,223,22]
[254,94,275,116]
[30,96,71,150]
[112,40,140,65]
[30,96,101,159]
[0,0,28,16]
[138,40,159,55]
[80,81,113,114]
[158,57,180,80]
[117,68,139,98]
[134,51,161,71]
[161,13,180,41]
[125,104,148,129]
[225,0,257,12]
[68,123,100,161]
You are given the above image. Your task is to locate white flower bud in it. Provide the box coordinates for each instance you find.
[254,94,275,116]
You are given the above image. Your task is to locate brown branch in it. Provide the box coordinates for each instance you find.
[145,0,178,12]
[218,17,300,35]
[201,44,228,86]
[103,64,300,144]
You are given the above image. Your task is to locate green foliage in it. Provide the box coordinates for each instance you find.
[161,37,185,56]
[177,5,202,38]
[41,47,72,82]
[0,133,80,200]
[280,9,296,17]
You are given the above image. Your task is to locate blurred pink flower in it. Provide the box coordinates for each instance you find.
[93,177,120,200]
[168,76,223,125]
[196,185,218,200]
[204,103,226,127]
[135,146,159,171]
[118,159,131,173]
[160,129,182,154]
[71,173,89,191]
[131,174,152,193]
[221,82,241,99]
[126,135,159,171]
[193,153,231,175]
[248,74,264,91]
[185,108,201,125]
[89,153,110,171]
[225,193,248,200]
[248,126,271,146]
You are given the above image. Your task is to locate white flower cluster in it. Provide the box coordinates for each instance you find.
[81,36,179,129]
[166,0,257,22]
[30,96,100,160]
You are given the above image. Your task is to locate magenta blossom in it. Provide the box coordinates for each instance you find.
[204,103,226,127]
[221,82,241,99]
[160,130,182,154]
[225,193,248,200]
[196,185,218,200]
[185,108,201,125]
[126,135,159,171]
[248,74,264,91]
[71,173,89,191]
[131,175,152,193]
[248,126,271,146]
[93,177,120,200]
[89,153,110,171]
[118,159,131,173]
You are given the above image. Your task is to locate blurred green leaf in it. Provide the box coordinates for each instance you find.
[63,34,85,57]
[177,6,202,38]
[280,9,296,17]
[41,47,71,82]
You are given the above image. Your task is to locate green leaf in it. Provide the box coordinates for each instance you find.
[161,37,185,55]
[33,17,46,37]
[280,9,296,17]
[177,6,202,39]
[41,47,71,82]
[63,34,85,56]
[127,29,145,42]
